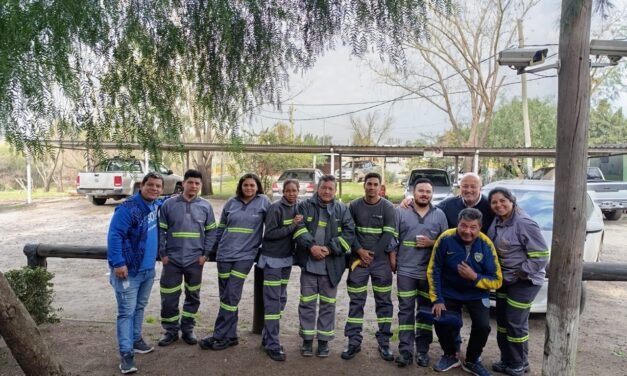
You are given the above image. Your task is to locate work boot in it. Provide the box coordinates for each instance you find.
[266,348,287,361]
[210,337,239,350]
[182,332,197,345]
[416,352,430,367]
[316,340,329,358]
[341,343,361,360]
[198,336,216,350]
[301,340,314,357]
[157,332,179,347]
[395,350,413,367]
[377,345,394,361]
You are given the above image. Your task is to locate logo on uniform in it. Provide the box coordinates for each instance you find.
[474,252,484,262]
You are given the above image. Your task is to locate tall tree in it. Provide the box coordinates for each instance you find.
[487,98,557,148]
[588,99,627,145]
[350,112,394,146]
[375,0,538,169]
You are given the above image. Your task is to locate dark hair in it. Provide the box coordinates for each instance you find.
[317,174,337,188]
[458,207,483,226]
[413,178,433,190]
[282,178,300,192]
[488,187,517,207]
[142,172,164,185]
[236,173,264,197]
[364,172,382,183]
[184,169,203,181]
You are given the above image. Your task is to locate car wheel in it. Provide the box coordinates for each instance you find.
[90,196,107,206]
[604,210,622,221]
[173,183,183,194]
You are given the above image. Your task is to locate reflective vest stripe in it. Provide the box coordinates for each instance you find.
[172,232,201,238]
[220,301,238,312]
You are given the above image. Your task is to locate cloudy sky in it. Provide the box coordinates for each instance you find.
[243,0,626,144]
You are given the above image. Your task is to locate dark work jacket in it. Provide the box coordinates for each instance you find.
[293,193,355,286]
[261,197,299,259]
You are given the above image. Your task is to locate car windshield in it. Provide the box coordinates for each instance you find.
[504,189,554,231]
[409,171,450,187]
[279,170,314,181]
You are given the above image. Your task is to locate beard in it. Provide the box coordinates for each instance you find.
[415,200,430,208]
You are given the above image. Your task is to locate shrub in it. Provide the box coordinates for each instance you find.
[4,267,60,324]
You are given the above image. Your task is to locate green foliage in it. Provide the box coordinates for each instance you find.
[589,99,627,145]
[487,98,557,148]
[1,1,450,155]
[4,267,60,325]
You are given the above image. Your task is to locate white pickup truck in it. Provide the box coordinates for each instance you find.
[586,167,627,221]
[76,158,183,205]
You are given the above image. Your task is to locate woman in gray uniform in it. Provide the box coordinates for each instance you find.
[259,179,303,361]
[487,187,548,376]
[199,173,270,351]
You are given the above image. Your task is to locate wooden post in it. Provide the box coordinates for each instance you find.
[543,1,592,375]
[0,272,66,375]
[252,266,264,334]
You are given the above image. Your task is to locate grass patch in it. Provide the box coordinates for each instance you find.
[0,189,73,202]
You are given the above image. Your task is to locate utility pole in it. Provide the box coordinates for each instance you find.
[518,19,533,177]
[543,1,592,375]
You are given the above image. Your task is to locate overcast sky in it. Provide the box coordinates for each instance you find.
[243,0,626,144]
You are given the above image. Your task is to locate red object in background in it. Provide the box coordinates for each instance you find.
[113,175,123,187]
[75,175,80,187]
[378,184,387,198]
[305,182,315,192]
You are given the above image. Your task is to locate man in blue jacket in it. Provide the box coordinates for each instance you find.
[427,208,502,376]
[108,172,163,374]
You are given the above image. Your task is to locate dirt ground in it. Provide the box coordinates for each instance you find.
[1,197,626,375]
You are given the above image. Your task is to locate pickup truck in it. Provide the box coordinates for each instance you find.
[76,158,183,205]
[532,166,627,220]
[403,168,453,203]
[586,167,627,221]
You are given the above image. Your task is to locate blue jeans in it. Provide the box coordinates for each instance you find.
[110,268,155,354]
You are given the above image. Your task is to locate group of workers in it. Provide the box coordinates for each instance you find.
[107,169,548,376]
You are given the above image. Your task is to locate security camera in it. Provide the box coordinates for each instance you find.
[498,48,548,70]
[590,39,627,64]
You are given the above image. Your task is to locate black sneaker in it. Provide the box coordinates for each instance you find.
[395,350,413,367]
[158,332,179,347]
[316,340,330,358]
[266,348,287,361]
[416,352,430,367]
[378,345,394,361]
[119,352,137,374]
[493,361,530,374]
[505,364,530,376]
[198,336,216,350]
[133,338,154,354]
[341,343,361,360]
[210,337,239,351]
[182,332,198,345]
[462,360,492,376]
[301,340,314,357]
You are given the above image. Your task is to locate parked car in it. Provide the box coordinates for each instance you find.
[403,168,453,203]
[532,166,627,220]
[335,160,378,182]
[482,179,605,313]
[76,157,183,205]
[271,168,324,201]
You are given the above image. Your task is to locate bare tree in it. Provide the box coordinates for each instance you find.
[350,112,394,146]
[375,0,538,169]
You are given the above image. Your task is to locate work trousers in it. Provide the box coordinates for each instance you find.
[496,280,541,368]
[434,298,491,363]
[160,262,203,334]
[298,270,338,341]
[262,266,292,351]
[213,260,255,340]
[344,260,393,346]
[397,275,432,353]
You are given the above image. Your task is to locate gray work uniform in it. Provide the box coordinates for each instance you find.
[488,208,548,369]
[344,197,397,347]
[259,197,299,351]
[394,203,448,354]
[294,194,355,342]
[158,195,217,334]
[212,194,269,340]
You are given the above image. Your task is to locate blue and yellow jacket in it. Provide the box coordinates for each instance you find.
[427,229,502,304]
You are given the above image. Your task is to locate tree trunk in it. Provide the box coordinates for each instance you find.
[0,272,66,376]
[196,151,214,196]
[542,1,592,375]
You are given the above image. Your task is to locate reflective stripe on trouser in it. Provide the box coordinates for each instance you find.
[495,280,541,368]
[397,275,432,353]
[160,262,203,333]
[262,266,292,351]
[344,260,393,346]
[212,260,254,340]
[298,270,338,341]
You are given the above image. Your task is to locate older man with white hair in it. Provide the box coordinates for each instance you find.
[437,173,494,234]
